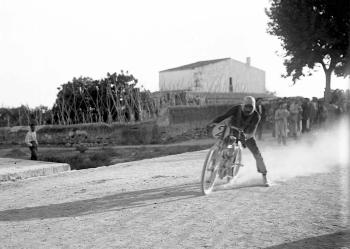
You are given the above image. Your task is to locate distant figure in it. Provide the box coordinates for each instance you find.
[309,97,319,128]
[275,102,290,145]
[25,123,38,160]
[296,99,303,134]
[317,101,328,127]
[255,98,266,140]
[270,100,280,138]
[301,98,310,133]
[331,102,342,119]
[288,100,299,138]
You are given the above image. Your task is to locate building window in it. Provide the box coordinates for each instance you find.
[229,77,233,92]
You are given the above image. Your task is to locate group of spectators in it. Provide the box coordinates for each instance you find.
[255,96,347,145]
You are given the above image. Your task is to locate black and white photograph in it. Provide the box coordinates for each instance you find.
[0,0,349,248]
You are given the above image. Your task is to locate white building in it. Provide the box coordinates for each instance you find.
[159,57,266,94]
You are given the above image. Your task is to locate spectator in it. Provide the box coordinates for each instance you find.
[297,99,303,134]
[309,97,318,130]
[330,102,342,120]
[301,98,311,133]
[275,102,290,145]
[288,100,299,138]
[270,99,280,137]
[255,98,266,140]
[25,123,38,160]
[317,100,328,127]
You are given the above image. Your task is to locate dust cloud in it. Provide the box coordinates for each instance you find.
[234,116,349,185]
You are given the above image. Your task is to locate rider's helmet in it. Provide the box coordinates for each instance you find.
[242,96,256,116]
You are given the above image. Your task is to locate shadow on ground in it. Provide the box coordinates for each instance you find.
[0,183,201,221]
[264,230,350,249]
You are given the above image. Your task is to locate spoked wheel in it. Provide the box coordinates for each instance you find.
[201,144,222,195]
[226,164,240,184]
[232,163,241,178]
[226,149,242,184]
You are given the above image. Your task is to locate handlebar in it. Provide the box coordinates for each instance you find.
[229,126,246,148]
[208,123,246,148]
[229,125,244,134]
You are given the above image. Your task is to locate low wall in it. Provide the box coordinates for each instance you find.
[168,104,234,126]
[0,121,161,146]
[159,104,235,141]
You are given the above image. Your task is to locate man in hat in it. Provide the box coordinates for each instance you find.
[208,96,269,186]
[274,102,290,145]
[288,99,300,138]
[25,123,38,160]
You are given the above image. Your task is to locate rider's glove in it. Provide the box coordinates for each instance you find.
[206,123,216,128]
[206,123,215,131]
[206,123,216,136]
[240,132,246,141]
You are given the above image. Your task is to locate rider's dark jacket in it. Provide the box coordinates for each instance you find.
[211,105,261,134]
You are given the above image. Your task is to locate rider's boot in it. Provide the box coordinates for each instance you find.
[226,165,237,183]
[262,174,269,187]
[226,168,233,183]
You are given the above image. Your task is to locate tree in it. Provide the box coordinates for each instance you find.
[266,0,350,102]
[0,72,157,127]
[52,72,156,125]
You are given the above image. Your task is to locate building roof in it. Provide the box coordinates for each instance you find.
[160,58,231,72]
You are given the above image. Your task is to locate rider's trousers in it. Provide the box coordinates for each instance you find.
[245,137,267,174]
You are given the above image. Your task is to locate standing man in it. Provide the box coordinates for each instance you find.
[288,100,299,138]
[25,123,38,160]
[309,97,318,130]
[255,98,266,140]
[275,102,290,145]
[301,98,311,133]
[317,100,328,127]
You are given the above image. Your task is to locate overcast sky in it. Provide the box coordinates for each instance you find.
[0,0,349,108]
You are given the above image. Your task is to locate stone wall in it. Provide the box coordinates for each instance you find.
[0,121,161,146]
[168,104,232,126]
[157,104,235,142]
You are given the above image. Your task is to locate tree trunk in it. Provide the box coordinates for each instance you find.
[324,70,332,103]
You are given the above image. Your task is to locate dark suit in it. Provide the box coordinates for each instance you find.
[30,141,38,160]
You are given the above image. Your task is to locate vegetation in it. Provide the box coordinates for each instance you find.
[0,105,51,127]
[52,72,156,125]
[266,0,350,102]
[0,71,157,127]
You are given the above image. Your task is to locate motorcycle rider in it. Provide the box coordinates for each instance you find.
[208,96,269,186]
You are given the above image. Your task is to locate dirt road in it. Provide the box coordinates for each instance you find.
[0,133,349,249]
